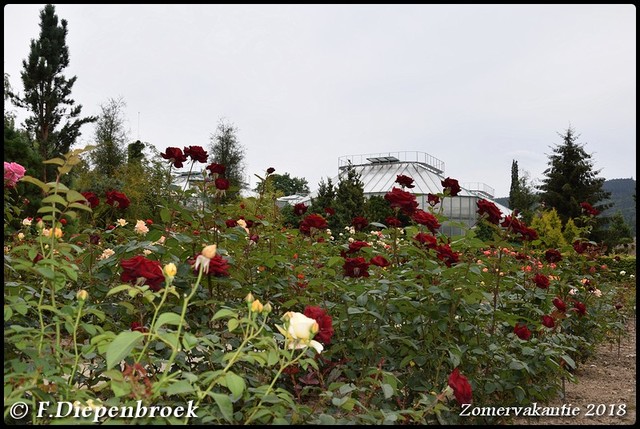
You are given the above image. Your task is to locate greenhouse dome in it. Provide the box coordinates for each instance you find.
[278,151,512,236]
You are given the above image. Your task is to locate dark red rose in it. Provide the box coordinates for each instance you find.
[206,162,226,176]
[553,297,567,312]
[441,177,461,196]
[131,321,148,333]
[370,255,390,267]
[614,303,623,310]
[436,243,460,267]
[352,216,369,231]
[348,241,370,254]
[81,191,100,208]
[303,305,334,345]
[501,215,538,241]
[266,167,276,174]
[384,187,419,215]
[448,368,472,405]
[476,199,502,225]
[414,232,437,249]
[427,193,440,206]
[215,178,230,190]
[573,301,587,316]
[161,147,188,168]
[209,255,230,277]
[573,240,588,254]
[293,203,308,216]
[105,190,131,210]
[533,273,550,289]
[544,249,563,263]
[395,174,415,189]
[300,214,328,235]
[33,253,44,264]
[183,145,209,163]
[343,257,370,278]
[412,209,440,233]
[89,234,100,245]
[225,219,238,228]
[120,256,164,291]
[580,202,599,216]
[385,216,403,227]
[541,315,555,328]
[324,207,335,216]
[514,323,531,340]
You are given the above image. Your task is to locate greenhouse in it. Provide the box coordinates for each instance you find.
[278,151,511,235]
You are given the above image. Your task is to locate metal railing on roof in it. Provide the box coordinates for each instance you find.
[462,182,495,199]
[338,151,445,175]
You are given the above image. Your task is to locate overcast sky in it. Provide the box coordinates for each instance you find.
[4,4,636,197]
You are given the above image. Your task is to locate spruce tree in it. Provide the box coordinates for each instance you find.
[209,119,247,199]
[333,162,366,228]
[508,160,520,209]
[90,97,128,176]
[10,4,96,181]
[537,127,611,237]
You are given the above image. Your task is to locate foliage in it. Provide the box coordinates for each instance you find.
[601,178,636,236]
[208,119,246,200]
[254,172,309,196]
[8,4,96,182]
[89,97,128,176]
[4,149,636,425]
[508,160,538,225]
[530,208,567,248]
[333,163,365,229]
[599,211,633,253]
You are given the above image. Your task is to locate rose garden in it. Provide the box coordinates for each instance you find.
[3,147,636,425]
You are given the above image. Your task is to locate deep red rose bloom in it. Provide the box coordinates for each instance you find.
[348,241,370,254]
[81,191,100,208]
[573,301,587,316]
[120,256,164,291]
[161,147,188,168]
[209,255,231,277]
[206,162,226,176]
[436,243,460,267]
[541,315,555,328]
[544,249,563,263]
[370,255,390,268]
[303,305,334,345]
[106,190,131,210]
[324,207,335,216]
[553,297,567,312]
[427,193,440,207]
[183,145,208,163]
[448,368,473,405]
[225,219,238,228]
[441,177,461,197]
[300,214,328,235]
[89,234,100,245]
[385,216,403,227]
[352,216,369,231]
[293,203,308,216]
[412,209,440,233]
[266,167,276,174]
[573,240,594,254]
[476,199,502,225]
[343,257,370,278]
[131,321,148,333]
[533,273,550,289]
[214,178,230,190]
[33,253,44,263]
[501,215,538,241]
[414,232,437,248]
[384,187,418,215]
[514,323,531,340]
[580,202,599,216]
[395,174,415,189]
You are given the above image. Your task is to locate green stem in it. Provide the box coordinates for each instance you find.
[68,299,86,386]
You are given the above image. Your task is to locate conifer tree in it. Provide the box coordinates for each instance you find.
[333,162,366,228]
[209,119,247,199]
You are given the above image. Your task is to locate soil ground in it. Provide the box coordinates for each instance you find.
[513,317,636,426]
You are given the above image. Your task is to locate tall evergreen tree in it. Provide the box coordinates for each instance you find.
[537,127,611,237]
[9,4,96,181]
[333,162,365,228]
[90,97,128,176]
[509,160,520,209]
[209,119,247,198]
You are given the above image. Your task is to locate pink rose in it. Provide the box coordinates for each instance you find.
[4,162,26,188]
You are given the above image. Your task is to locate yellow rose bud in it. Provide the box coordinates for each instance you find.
[77,290,89,301]
[263,302,272,314]
[251,300,264,313]
[164,262,177,278]
[245,292,255,303]
[53,227,63,239]
[201,244,217,259]
[310,321,319,335]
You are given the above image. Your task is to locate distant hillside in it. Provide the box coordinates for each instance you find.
[493,178,636,236]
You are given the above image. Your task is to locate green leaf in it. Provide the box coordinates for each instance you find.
[165,380,194,396]
[154,312,183,330]
[20,175,50,193]
[381,383,394,399]
[327,256,344,268]
[227,318,239,332]
[106,284,133,297]
[106,331,144,370]
[66,190,87,203]
[225,371,245,399]
[212,308,237,321]
[160,207,171,223]
[211,393,234,422]
[68,202,93,212]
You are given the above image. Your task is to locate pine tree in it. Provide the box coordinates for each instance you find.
[333,162,365,228]
[209,119,246,199]
[90,97,128,176]
[310,177,336,214]
[9,4,96,181]
[509,160,520,209]
[537,127,611,238]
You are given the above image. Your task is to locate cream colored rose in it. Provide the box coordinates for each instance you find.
[201,244,217,259]
[277,311,323,353]
[134,220,149,235]
[116,218,128,227]
[164,262,177,278]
